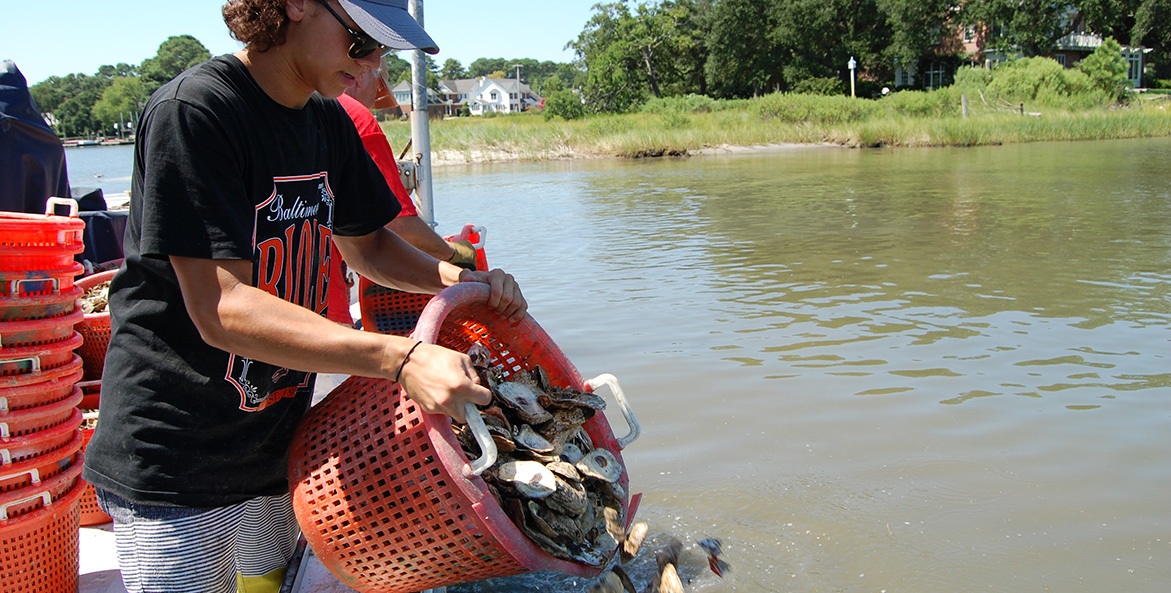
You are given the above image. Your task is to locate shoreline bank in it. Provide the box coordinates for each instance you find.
[429,141,837,167]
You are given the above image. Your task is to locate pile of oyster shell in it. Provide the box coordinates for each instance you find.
[454,343,633,567]
[80,280,110,314]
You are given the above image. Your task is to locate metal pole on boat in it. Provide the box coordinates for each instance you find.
[408,0,435,228]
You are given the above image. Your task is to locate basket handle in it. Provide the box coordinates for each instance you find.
[0,355,41,374]
[463,401,497,476]
[9,276,59,297]
[584,373,641,449]
[0,466,41,487]
[45,197,79,218]
[468,225,486,250]
[0,490,52,520]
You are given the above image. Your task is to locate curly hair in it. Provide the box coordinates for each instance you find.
[222,0,290,52]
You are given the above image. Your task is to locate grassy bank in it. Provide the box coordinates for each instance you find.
[380,92,1171,163]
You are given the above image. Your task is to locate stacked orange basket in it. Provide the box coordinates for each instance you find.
[289,283,641,593]
[0,198,87,592]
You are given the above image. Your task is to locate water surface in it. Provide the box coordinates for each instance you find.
[430,139,1170,593]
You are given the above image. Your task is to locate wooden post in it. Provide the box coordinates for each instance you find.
[962,94,968,119]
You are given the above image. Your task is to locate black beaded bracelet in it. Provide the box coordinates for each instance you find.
[395,340,423,384]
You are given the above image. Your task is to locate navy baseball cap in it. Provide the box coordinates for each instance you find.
[338,0,439,55]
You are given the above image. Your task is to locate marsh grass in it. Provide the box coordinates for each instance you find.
[380,92,1171,162]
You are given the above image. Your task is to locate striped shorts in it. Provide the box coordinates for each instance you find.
[95,488,301,593]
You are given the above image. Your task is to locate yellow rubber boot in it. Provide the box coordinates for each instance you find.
[237,567,288,593]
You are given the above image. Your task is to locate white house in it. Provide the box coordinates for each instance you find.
[464,77,541,115]
[390,77,542,117]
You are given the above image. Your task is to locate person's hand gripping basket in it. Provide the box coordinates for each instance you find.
[288,283,641,593]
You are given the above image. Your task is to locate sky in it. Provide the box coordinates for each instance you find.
[2,0,601,87]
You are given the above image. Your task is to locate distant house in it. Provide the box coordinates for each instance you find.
[894,10,1147,90]
[389,77,543,117]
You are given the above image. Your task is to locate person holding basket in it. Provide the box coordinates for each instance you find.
[81,2,525,592]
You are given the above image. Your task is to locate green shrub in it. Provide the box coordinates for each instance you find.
[543,89,585,120]
[640,94,719,114]
[791,77,847,96]
[1078,37,1130,100]
[879,87,963,118]
[752,92,876,124]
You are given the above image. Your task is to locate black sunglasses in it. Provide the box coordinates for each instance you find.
[317,0,385,59]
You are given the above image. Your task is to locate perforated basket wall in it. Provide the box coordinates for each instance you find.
[0,430,83,494]
[0,387,82,438]
[0,477,83,593]
[0,262,84,301]
[74,270,115,381]
[0,365,82,413]
[0,409,82,466]
[77,428,110,526]
[358,280,436,337]
[290,376,526,593]
[290,284,631,593]
[0,285,81,323]
[0,332,83,377]
[357,224,488,337]
[0,309,83,351]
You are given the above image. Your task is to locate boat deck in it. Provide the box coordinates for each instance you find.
[79,522,361,593]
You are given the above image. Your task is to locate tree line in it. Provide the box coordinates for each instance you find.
[561,0,1169,115]
[30,36,212,139]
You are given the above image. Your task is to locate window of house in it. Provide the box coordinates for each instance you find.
[963,25,975,43]
[924,63,946,91]
[1055,54,1066,67]
[490,91,498,101]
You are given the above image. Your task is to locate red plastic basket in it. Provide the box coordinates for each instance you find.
[0,285,81,323]
[0,198,86,272]
[0,387,82,439]
[0,409,81,466]
[0,332,83,377]
[74,270,115,381]
[0,354,82,390]
[448,224,489,273]
[77,427,110,526]
[0,430,83,493]
[77,379,100,411]
[0,475,83,593]
[0,365,82,413]
[0,308,83,350]
[0,453,82,521]
[0,262,84,299]
[289,283,640,593]
[358,224,488,336]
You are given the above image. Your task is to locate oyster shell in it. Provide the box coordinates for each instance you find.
[539,388,606,414]
[494,460,556,498]
[576,448,623,483]
[495,381,553,424]
[545,460,581,482]
[547,475,588,516]
[513,424,554,453]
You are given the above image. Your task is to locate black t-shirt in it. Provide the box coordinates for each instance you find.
[82,55,400,507]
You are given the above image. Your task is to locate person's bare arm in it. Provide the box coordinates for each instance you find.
[334,227,526,321]
[170,255,490,421]
[386,214,457,261]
